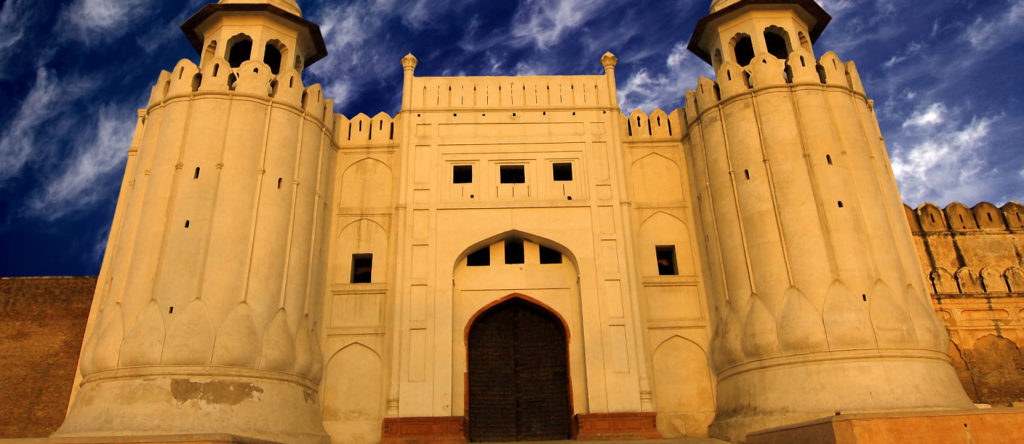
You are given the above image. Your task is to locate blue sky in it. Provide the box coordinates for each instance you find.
[1,0,1022,276]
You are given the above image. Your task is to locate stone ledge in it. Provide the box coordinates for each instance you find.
[575,412,662,440]
[746,408,1024,444]
[381,417,467,444]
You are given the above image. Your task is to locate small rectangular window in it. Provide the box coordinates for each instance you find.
[500,165,525,184]
[351,254,372,283]
[453,165,473,184]
[467,247,490,266]
[539,245,562,264]
[655,245,678,276]
[552,162,573,181]
[505,239,524,264]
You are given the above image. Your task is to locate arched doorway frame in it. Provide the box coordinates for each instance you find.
[449,231,588,425]
[463,294,575,441]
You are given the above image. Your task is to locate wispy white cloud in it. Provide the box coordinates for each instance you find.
[890,103,1000,205]
[618,42,713,113]
[510,0,612,49]
[24,105,131,221]
[59,0,152,44]
[0,69,62,182]
[901,102,945,128]
[963,0,1024,50]
[0,0,33,77]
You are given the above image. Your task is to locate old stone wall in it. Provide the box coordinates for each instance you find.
[0,276,95,438]
[907,202,1024,406]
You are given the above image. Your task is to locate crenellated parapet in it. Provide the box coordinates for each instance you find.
[334,111,399,147]
[146,58,335,128]
[907,201,1024,298]
[621,108,684,141]
[906,201,1024,234]
[681,50,868,126]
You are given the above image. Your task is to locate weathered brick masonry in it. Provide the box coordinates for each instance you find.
[0,277,95,438]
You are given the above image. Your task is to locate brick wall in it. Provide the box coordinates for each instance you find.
[0,276,95,438]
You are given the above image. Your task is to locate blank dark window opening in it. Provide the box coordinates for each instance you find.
[764,31,789,59]
[453,165,473,184]
[467,247,490,266]
[539,245,562,264]
[228,40,252,68]
[500,165,526,184]
[505,239,525,264]
[351,254,373,283]
[656,245,678,276]
[734,36,754,66]
[552,163,573,181]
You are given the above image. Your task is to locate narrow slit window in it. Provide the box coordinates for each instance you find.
[552,162,573,181]
[453,165,473,184]
[539,245,562,264]
[505,239,524,264]
[500,165,525,184]
[350,254,372,283]
[656,245,678,276]
[467,247,490,266]
[194,167,200,179]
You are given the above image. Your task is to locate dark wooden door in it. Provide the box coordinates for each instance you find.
[468,299,571,442]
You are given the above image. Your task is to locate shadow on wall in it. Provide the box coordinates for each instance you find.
[950,335,1024,406]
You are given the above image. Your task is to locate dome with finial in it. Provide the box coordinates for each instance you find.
[709,0,742,13]
[219,0,302,17]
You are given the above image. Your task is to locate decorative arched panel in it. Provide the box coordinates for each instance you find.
[339,158,392,209]
[333,219,388,284]
[322,343,383,444]
[651,336,715,437]
[638,212,695,276]
[631,153,683,204]
[955,267,982,294]
[980,268,1009,293]
[930,268,958,294]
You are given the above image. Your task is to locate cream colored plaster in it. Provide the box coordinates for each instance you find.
[58,1,981,444]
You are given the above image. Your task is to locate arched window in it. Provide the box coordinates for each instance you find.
[712,49,723,68]
[732,34,754,66]
[294,54,304,71]
[264,40,285,74]
[764,26,792,59]
[226,34,253,68]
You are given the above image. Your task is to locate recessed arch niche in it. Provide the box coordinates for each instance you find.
[449,231,587,423]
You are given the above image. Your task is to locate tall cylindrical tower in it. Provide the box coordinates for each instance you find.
[54,1,336,443]
[683,1,973,441]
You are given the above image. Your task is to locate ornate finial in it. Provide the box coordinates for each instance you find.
[601,52,618,70]
[401,53,418,71]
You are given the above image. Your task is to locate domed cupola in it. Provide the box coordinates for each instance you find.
[689,0,830,71]
[709,0,741,12]
[219,0,302,17]
[181,0,326,74]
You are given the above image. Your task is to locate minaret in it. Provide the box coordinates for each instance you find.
[54,1,336,442]
[683,0,973,441]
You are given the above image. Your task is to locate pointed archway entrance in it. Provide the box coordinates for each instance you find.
[467,297,572,442]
